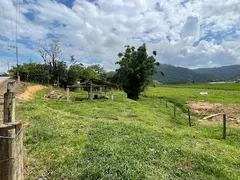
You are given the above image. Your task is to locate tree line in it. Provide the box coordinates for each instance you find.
[9,41,116,88]
[9,41,161,100]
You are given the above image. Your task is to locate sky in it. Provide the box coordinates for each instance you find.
[0,0,240,73]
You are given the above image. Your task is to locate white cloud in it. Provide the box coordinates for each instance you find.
[0,0,239,73]
[181,16,200,40]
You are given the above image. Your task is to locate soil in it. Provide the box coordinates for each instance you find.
[188,101,240,128]
[17,85,47,100]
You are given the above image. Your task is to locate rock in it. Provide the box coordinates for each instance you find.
[80,125,84,128]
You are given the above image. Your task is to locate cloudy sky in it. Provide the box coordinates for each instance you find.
[0,0,239,73]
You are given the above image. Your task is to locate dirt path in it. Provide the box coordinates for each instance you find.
[189,101,240,128]
[18,85,47,100]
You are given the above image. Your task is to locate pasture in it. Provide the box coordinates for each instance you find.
[146,84,240,108]
[17,85,240,179]
[155,83,240,91]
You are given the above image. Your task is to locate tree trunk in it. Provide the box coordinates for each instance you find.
[127,93,139,100]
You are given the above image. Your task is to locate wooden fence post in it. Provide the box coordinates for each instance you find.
[0,124,9,180]
[223,114,227,139]
[11,98,16,123]
[1,82,23,180]
[104,86,107,97]
[100,87,102,97]
[0,123,23,180]
[4,87,15,124]
[110,88,114,100]
[66,88,70,102]
[90,80,93,100]
[15,123,23,180]
[188,109,191,127]
[8,128,16,180]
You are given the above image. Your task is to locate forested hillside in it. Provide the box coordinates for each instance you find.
[153,64,240,84]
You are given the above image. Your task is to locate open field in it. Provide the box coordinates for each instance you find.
[146,86,240,108]
[146,85,240,128]
[155,83,240,91]
[16,87,240,179]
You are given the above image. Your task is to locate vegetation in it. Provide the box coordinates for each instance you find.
[153,64,240,84]
[18,87,240,179]
[0,72,9,76]
[154,83,240,91]
[116,44,161,100]
[145,85,240,111]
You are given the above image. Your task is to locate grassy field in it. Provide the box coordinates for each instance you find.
[155,83,240,90]
[17,87,240,179]
[145,85,240,111]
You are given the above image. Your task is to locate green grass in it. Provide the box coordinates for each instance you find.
[156,83,240,90]
[145,85,240,111]
[17,88,240,179]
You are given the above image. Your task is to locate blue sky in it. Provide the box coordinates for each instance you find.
[0,0,240,73]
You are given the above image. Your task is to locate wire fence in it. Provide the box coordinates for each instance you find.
[141,94,196,127]
[0,81,24,180]
[143,94,229,139]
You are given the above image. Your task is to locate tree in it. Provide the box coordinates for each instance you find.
[67,55,85,85]
[38,40,62,67]
[81,67,99,80]
[37,40,63,85]
[88,64,107,81]
[8,61,49,83]
[116,44,160,100]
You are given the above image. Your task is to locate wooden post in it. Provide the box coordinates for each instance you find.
[174,104,176,118]
[90,80,93,100]
[66,88,70,102]
[57,77,60,88]
[4,89,15,124]
[11,98,16,123]
[166,100,168,109]
[0,123,23,180]
[188,109,191,127]
[104,86,107,97]
[8,129,16,180]
[15,123,23,180]
[111,88,114,100]
[0,124,10,180]
[100,87,102,97]
[223,114,227,139]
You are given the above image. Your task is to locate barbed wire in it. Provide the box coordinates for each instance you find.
[0,127,23,140]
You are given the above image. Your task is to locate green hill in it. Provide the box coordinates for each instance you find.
[153,64,240,84]
[194,65,240,81]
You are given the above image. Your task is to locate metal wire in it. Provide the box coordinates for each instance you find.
[0,127,23,140]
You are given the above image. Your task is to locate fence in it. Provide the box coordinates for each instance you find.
[146,94,228,139]
[0,82,23,180]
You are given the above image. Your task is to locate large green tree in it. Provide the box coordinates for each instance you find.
[116,44,160,100]
[88,64,107,81]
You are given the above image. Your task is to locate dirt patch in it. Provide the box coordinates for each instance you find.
[180,162,191,170]
[188,101,240,128]
[18,85,47,100]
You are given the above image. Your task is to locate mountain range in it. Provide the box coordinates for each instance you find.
[153,64,240,84]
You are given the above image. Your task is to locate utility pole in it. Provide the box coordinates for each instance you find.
[8,45,20,82]
[7,61,9,71]
[16,46,20,83]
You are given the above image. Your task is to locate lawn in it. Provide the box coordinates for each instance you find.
[18,88,240,179]
[145,85,240,111]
